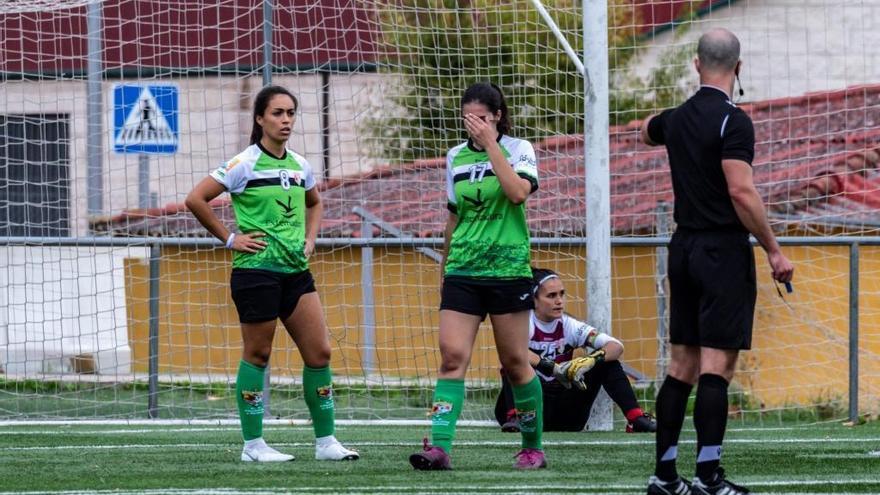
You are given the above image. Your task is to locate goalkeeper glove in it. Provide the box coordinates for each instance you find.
[559,349,606,391]
[536,357,575,389]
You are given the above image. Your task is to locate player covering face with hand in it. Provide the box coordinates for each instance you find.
[495,268,656,433]
[408,82,546,471]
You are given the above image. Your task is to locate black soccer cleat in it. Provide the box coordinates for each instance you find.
[628,412,658,433]
[647,475,693,495]
[692,468,750,495]
[501,409,520,433]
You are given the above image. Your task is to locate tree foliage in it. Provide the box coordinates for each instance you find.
[365,0,646,163]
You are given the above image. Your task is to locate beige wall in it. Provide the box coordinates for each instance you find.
[627,0,880,102]
[125,245,880,410]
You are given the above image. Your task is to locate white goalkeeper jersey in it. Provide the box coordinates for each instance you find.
[528,311,619,382]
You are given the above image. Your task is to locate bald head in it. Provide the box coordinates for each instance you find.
[697,28,740,73]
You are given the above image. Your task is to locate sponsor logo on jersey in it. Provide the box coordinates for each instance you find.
[460,188,486,212]
[275,196,297,218]
[461,212,502,223]
[225,157,242,171]
[518,154,536,167]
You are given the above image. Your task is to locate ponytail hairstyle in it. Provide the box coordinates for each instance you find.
[531,267,560,297]
[461,82,511,136]
[249,85,299,145]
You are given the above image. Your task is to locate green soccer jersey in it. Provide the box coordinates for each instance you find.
[444,135,538,279]
[210,143,316,274]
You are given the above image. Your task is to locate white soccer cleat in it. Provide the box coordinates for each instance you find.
[240,439,294,462]
[315,440,360,461]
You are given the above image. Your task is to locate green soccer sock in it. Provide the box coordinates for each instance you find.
[512,375,544,450]
[235,359,266,441]
[303,365,336,438]
[430,378,465,454]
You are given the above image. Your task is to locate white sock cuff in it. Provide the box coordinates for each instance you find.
[244,437,266,449]
[316,435,337,447]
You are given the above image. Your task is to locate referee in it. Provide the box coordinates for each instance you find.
[642,28,794,495]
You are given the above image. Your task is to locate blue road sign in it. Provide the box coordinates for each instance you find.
[113,84,179,154]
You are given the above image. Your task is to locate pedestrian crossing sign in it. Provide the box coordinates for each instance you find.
[112,84,179,154]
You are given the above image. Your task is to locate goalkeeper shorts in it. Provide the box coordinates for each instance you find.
[230,268,316,323]
[668,229,756,350]
[440,276,534,318]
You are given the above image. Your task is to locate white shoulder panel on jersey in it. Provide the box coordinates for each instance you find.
[501,136,537,180]
[210,144,261,194]
[560,313,619,350]
[446,141,469,204]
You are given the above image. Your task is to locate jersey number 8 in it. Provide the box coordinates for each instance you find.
[279,170,291,190]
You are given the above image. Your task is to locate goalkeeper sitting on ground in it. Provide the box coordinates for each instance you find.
[495,268,657,433]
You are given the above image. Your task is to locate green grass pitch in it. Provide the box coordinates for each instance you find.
[0,422,878,494]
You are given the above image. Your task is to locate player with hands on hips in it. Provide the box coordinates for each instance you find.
[185,85,357,464]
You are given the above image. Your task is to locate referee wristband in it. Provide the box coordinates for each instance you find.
[224,233,236,249]
[536,357,556,377]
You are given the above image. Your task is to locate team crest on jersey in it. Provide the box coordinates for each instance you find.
[431,401,453,416]
[288,171,304,185]
[241,390,263,407]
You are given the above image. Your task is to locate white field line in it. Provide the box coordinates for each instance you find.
[1,479,879,495]
[0,419,846,432]
[3,437,880,451]
[0,425,868,436]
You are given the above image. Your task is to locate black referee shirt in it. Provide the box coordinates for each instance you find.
[647,86,755,231]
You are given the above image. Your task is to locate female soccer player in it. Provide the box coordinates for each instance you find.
[185,85,358,463]
[409,82,546,470]
[494,268,656,433]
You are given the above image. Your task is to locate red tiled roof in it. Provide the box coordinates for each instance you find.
[93,84,880,238]
[1,0,717,76]
[1,0,378,75]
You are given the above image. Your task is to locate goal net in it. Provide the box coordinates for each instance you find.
[0,0,877,426]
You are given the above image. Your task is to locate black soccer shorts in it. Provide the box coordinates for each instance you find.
[230,268,317,323]
[440,276,534,318]
[668,229,757,350]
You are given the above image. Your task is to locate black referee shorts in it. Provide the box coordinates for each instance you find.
[440,276,534,319]
[230,268,317,324]
[668,229,757,350]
